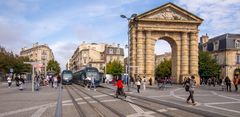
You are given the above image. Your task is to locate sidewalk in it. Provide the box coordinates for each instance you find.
[0,82,58,117]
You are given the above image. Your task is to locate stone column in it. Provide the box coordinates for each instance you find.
[130,27,137,76]
[145,31,155,80]
[190,32,198,75]
[181,32,189,75]
[136,31,144,76]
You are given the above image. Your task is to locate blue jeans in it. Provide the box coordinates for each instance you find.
[90,82,95,90]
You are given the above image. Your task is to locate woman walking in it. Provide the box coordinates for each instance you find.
[136,79,141,93]
[7,75,12,88]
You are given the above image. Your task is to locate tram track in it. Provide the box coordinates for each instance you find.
[64,85,86,117]
[72,84,125,117]
[68,85,105,117]
[100,85,226,117]
[96,87,175,117]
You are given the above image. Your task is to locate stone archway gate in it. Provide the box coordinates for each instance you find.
[129,3,203,84]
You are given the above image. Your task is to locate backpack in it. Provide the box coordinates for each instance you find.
[184,78,190,92]
[185,84,190,92]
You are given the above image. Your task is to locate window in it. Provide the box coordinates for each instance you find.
[237,54,240,64]
[109,49,113,54]
[117,49,120,54]
[213,41,219,51]
[235,40,240,49]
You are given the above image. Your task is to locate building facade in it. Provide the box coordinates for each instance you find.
[69,43,124,73]
[20,43,54,75]
[199,33,240,80]
[155,52,172,65]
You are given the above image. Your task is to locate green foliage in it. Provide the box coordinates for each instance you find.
[155,59,171,77]
[106,60,124,76]
[199,51,221,78]
[0,52,31,74]
[47,60,61,74]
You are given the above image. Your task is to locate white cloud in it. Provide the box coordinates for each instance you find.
[176,0,240,37]
[49,40,79,70]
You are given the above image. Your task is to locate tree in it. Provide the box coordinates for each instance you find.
[106,60,124,76]
[47,60,61,74]
[0,51,31,75]
[155,59,171,78]
[199,51,221,78]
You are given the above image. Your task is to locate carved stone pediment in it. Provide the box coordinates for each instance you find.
[147,8,191,21]
[137,3,203,22]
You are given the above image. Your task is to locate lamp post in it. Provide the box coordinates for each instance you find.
[120,13,137,92]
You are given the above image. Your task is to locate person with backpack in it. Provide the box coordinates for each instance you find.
[186,76,196,105]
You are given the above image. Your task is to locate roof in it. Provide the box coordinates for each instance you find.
[208,33,240,42]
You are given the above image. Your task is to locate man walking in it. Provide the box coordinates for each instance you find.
[186,76,197,105]
[90,75,96,91]
[225,76,231,92]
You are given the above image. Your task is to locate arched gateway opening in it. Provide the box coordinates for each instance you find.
[155,38,176,82]
[129,3,203,84]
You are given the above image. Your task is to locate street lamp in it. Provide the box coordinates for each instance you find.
[120,13,137,92]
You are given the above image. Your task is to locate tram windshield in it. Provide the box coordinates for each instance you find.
[63,73,72,79]
[86,72,99,80]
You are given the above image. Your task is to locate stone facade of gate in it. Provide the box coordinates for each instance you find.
[129,3,203,84]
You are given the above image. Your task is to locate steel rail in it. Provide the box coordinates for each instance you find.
[97,88,174,117]
[102,86,226,117]
[64,85,86,117]
[72,85,125,117]
[69,85,105,117]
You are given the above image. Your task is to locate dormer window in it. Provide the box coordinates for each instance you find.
[235,40,240,49]
[213,41,219,51]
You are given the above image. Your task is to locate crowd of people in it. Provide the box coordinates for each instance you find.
[7,74,25,90]
[200,76,239,92]
[5,73,61,91]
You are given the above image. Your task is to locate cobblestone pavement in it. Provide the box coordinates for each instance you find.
[0,82,240,117]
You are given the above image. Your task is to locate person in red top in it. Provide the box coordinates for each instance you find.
[114,78,126,98]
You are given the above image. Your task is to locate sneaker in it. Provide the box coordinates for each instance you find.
[186,101,190,104]
[192,103,197,105]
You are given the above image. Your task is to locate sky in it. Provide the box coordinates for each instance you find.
[0,0,240,70]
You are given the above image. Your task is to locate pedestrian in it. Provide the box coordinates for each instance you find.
[136,79,141,93]
[149,77,152,86]
[90,75,96,91]
[225,76,231,92]
[15,75,20,87]
[233,76,239,92]
[186,76,197,105]
[35,75,40,91]
[221,77,226,91]
[19,76,25,90]
[114,78,126,98]
[53,75,58,89]
[142,76,146,91]
[7,75,12,88]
